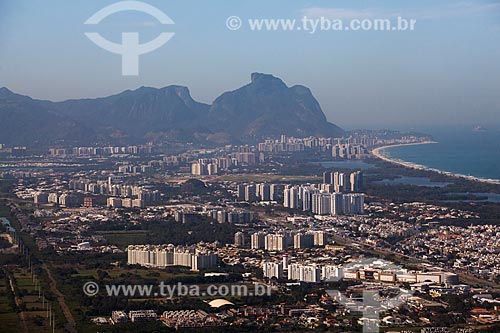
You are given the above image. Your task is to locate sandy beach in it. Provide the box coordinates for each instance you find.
[371,141,500,186]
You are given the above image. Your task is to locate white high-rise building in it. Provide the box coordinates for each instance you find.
[282,254,289,269]
[288,264,321,283]
[294,233,314,249]
[270,184,279,201]
[322,265,344,281]
[192,252,218,271]
[173,250,193,267]
[350,171,363,192]
[301,265,321,283]
[251,232,266,249]
[207,163,218,175]
[283,186,300,209]
[107,197,122,208]
[312,193,331,215]
[265,234,288,251]
[191,162,201,175]
[262,262,283,279]
[34,192,49,204]
[259,183,271,201]
[300,187,317,211]
[333,172,348,192]
[48,193,59,204]
[245,184,256,202]
[331,193,344,216]
[280,183,365,216]
[127,245,218,271]
[234,232,245,247]
[288,263,301,281]
[344,193,364,215]
[312,231,327,246]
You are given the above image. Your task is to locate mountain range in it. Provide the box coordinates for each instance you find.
[0,73,344,147]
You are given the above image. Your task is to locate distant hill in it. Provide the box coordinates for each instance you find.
[207,73,343,140]
[0,88,94,146]
[54,85,210,137]
[0,73,344,146]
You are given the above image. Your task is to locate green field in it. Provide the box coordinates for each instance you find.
[0,253,21,331]
[0,264,67,333]
[71,266,198,281]
[95,230,148,247]
[217,173,321,183]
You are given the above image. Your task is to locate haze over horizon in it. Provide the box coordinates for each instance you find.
[1,0,499,129]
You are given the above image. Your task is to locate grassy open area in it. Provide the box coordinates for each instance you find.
[0,313,22,333]
[0,179,15,196]
[0,266,62,333]
[0,189,25,332]
[216,173,321,183]
[95,230,148,248]
[0,277,21,332]
[70,266,198,281]
[13,267,63,332]
[0,203,11,218]
[48,264,211,333]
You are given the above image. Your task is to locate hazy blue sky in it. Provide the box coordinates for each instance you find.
[0,0,499,129]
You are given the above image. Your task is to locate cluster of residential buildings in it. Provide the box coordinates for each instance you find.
[34,191,80,207]
[365,201,478,224]
[322,170,363,192]
[69,177,160,200]
[127,244,219,271]
[394,224,500,280]
[174,207,255,224]
[6,132,500,331]
[280,170,365,215]
[284,186,365,215]
[234,172,365,215]
[236,183,281,202]
[256,134,373,159]
[0,145,27,156]
[263,261,342,283]
[191,159,220,175]
[31,176,161,208]
[262,258,459,284]
[49,144,155,157]
[331,143,368,159]
[247,230,327,251]
[8,204,124,252]
[190,147,264,176]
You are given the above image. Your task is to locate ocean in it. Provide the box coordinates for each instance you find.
[377,125,500,183]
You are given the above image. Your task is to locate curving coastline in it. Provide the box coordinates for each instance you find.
[371,141,500,185]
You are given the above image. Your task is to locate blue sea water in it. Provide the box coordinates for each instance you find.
[378,126,500,182]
